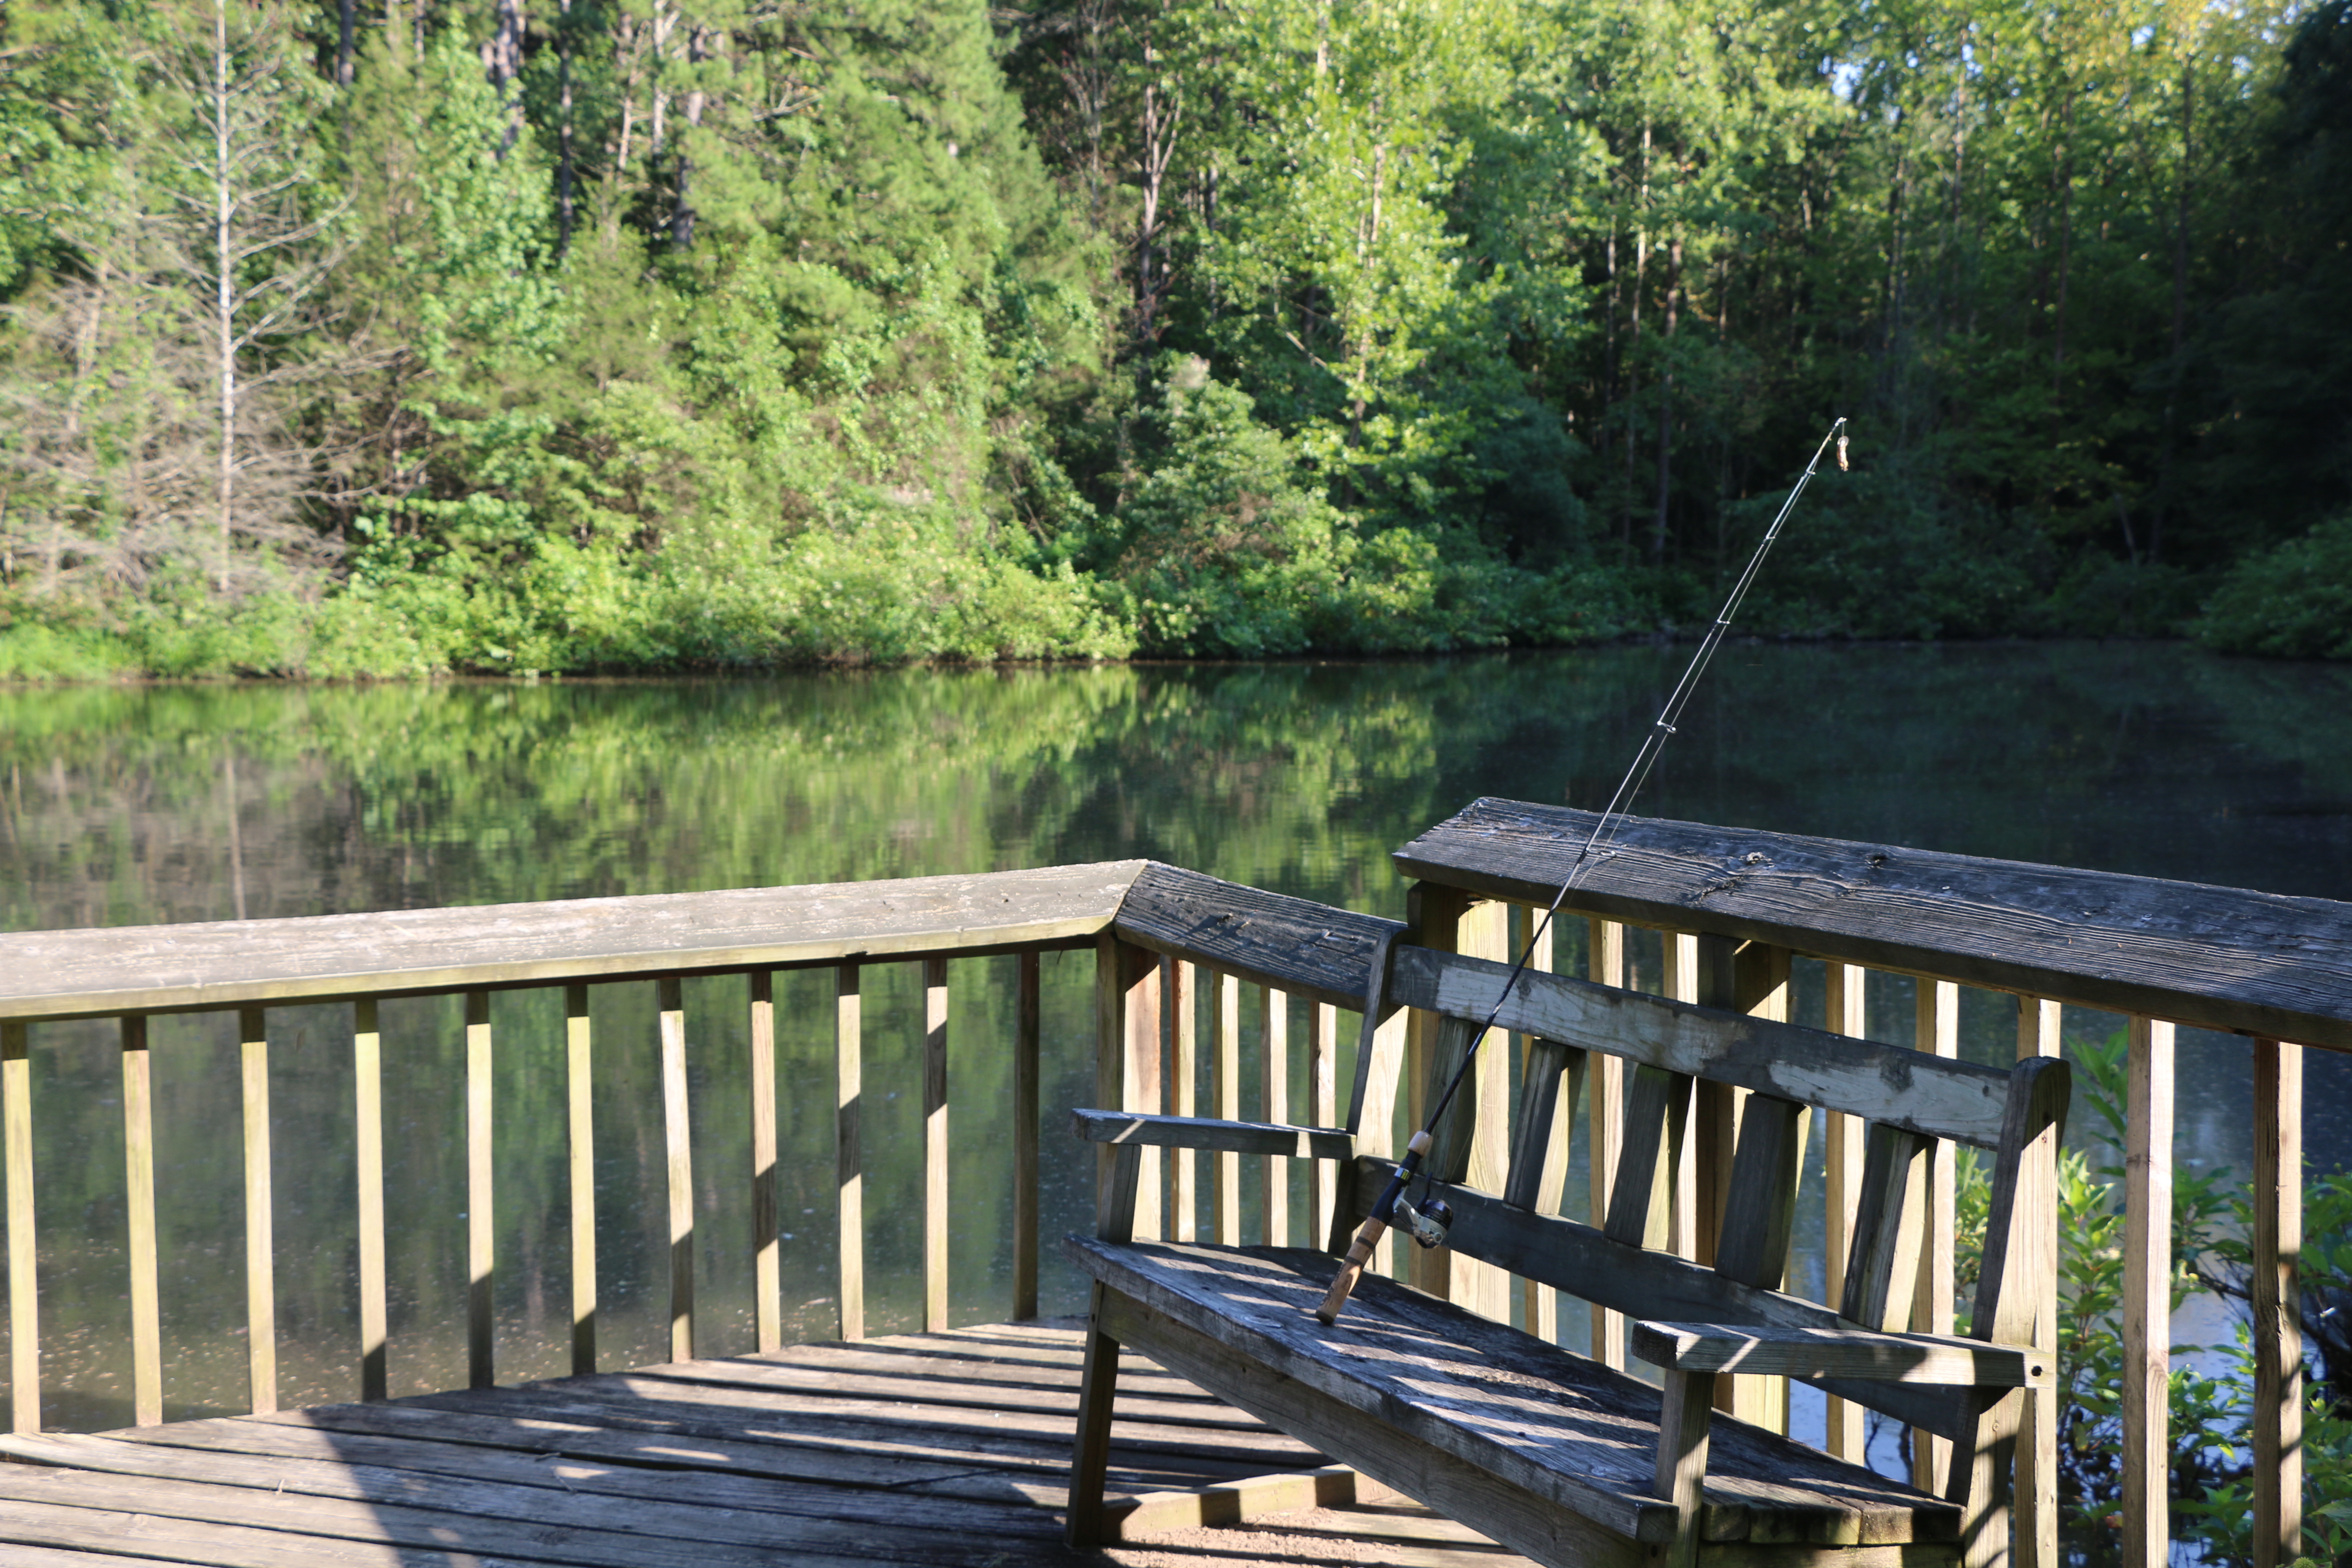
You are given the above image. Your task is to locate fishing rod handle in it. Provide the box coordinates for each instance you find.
[1312,1131,1430,1326]
[1314,1219,1385,1323]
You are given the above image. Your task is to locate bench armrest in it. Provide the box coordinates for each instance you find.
[1631,1320,2051,1389]
[1071,1109,1354,1161]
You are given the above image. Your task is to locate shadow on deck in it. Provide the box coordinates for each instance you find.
[0,1320,1529,1568]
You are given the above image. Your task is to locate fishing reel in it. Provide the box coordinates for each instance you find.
[1392,1192,1455,1250]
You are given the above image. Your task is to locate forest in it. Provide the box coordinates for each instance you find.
[1,0,2348,676]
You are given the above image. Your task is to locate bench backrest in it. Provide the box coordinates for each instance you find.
[1339,937,2069,1443]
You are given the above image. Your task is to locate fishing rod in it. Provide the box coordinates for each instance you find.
[1314,416,1850,1327]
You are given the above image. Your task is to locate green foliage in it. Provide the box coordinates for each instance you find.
[2194,512,2352,659]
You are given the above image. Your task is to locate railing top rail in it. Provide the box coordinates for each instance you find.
[0,861,1149,1023]
[1109,862,1404,1012]
[1395,798,2352,1053]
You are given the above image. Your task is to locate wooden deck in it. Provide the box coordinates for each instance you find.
[0,1320,1530,1568]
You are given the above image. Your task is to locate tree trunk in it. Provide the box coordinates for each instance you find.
[672,23,710,248]
[557,0,576,253]
[1651,233,1679,564]
[1623,119,1649,551]
[484,0,526,159]
[2051,96,2074,421]
[337,0,354,86]
[2152,60,2192,564]
[214,0,236,595]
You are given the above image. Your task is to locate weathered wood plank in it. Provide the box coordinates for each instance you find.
[1822,964,1867,1462]
[564,984,596,1376]
[1629,1323,2045,1386]
[1166,959,1197,1244]
[467,988,496,1389]
[1842,1125,1930,1335]
[1113,861,1407,1013]
[2252,1037,2302,1568]
[1216,968,1241,1244]
[924,955,950,1332]
[1589,916,1627,1369]
[0,861,1146,1023]
[1657,1367,1717,1568]
[1263,984,1290,1246]
[1912,981,1958,1494]
[1394,800,2352,1053]
[2122,1017,2173,1568]
[1072,1109,1354,1160]
[2012,995,2061,1568]
[3,1020,35,1434]
[1014,950,1041,1321]
[121,1017,162,1425]
[835,962,863,1341]
[748,971,780,1351]
[238,1005,274,1416]
[1391,947,2012,1147]
[1349,1159,1972,1441]
[1311,999,1339,1247]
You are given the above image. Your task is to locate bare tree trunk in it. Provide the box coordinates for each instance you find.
[2050,96,2074,421]
[484,0,526,159]
[1623,119,1649,550]
[1651,233,1679,564]
[672,23,710,248]
[1350,141,1387,449]
[557,0,576,252]
[214,0,236,594]
[1133,19,1180,348]
[337,0,355,86]
[2152,61,2192,564]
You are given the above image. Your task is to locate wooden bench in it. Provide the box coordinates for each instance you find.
[1063,911,2067,1568]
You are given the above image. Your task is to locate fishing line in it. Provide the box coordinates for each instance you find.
[1317,415,1850,1324]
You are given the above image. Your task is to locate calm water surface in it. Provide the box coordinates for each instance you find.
[4,641,2349,1432]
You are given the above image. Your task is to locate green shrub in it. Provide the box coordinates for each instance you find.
[2195,512,2352,659]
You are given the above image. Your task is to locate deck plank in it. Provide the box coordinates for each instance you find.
[0,1322,1531,1568]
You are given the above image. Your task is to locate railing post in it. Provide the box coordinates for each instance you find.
[4,1020,38,1434]
[835,962,864,1341]
[2015,996,2061,1566]
[749,971,781,1353]
[1262,986,1289,1247]
[122,1016,162,1425]
[1823,963,1867,1461]
[467,989,496,1388]
[565,983,597,1374]
[1013,951,1041,1322]
[2122,1014,2174,1568]
[657,977,692,1363]
[2253,1037,2302,1568]
[240,1004,277,1414]
[1587,917,1626,1369]
[1912,979,1958,1492]
[353,998,389,1401]
[923,956,950,1332]
[1095,934,1161,1242]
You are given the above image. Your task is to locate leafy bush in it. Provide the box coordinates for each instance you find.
[2195,512,2352,659]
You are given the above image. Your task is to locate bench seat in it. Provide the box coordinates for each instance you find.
[1067,1235,1960,1565]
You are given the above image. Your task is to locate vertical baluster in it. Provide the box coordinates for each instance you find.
[2122,1015,2174,1568]
[1164,957,1195,1243]
[119,1017,162,1424]
[1262,986,1288,1247]
[1512,906,1567,1339]
[922,956,949,1332]
[2252,1037,2302,1568]
[4,1020,37,1433]
[2015,995,2061,1562]
[240,1005,276,1414]
[1013,952,1041,1322]
[1586,917,1626,1369]
[658,976,693,1362]
[1216,970,1240,1245]
[352,1000,388,1401]
[1310,1001,1337,1247]
[1124,946,1163,1242]
[1660,933,1701,1260]
[749,972,780,1353]
[466,990,495,1388]
[835,963,864,1341]
[1822,965,1868,1461]
[566,984,597,1375]
[1910,979,1957,1490]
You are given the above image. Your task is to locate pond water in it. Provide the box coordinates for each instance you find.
[3,640,2349,1438]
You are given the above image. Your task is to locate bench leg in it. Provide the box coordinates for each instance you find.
[1066,1282,1124,1549]
[1656,1367,1716,1568]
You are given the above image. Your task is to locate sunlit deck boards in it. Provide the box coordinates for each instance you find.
[0,1321,1530,1567]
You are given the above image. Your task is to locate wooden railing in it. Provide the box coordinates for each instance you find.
[0,861,1145,1426]
[3,814,2344,1568]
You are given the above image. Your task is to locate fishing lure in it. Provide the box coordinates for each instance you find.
[1316,417,1851,1326]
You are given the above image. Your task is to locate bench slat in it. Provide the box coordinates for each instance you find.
[1389,946,2012,1147]
[1071,1110,1354,1161]
[1353,1159,1976,1442]
[1066,1237,1960,1545]
[1631,1323,2047,1387]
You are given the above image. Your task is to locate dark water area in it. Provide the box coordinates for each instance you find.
[3,640,2349,1432]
